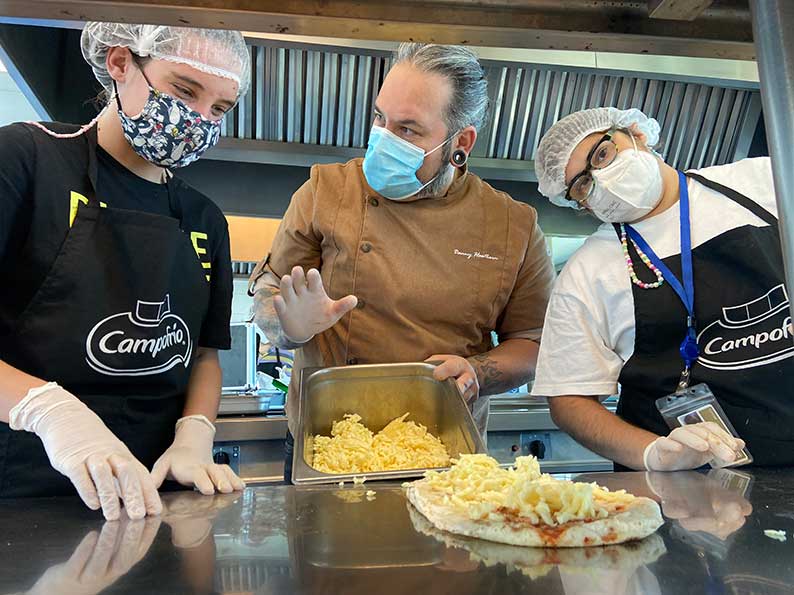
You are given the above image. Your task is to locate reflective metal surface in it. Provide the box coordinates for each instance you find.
[751,1,794,326]
[2,469,794,594]
[210,38,761,183]
[293,363,487,484]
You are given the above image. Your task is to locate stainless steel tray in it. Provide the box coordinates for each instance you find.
[292,363,487,485]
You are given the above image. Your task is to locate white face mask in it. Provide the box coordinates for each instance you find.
[587,140,664,223]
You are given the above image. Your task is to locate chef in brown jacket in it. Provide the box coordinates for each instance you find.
[248,43,555,480]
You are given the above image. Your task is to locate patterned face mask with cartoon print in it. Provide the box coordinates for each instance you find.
[114,75,222,169]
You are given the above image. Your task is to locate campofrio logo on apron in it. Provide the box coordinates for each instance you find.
[85,294,192,376]
[697,284,794,371]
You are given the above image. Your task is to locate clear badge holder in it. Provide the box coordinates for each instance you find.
[655,383,753,468]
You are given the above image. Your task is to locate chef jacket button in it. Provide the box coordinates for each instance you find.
[361,242,372,253]
[347,358,359,365]
[369,197,380,207]
[356,299,366,310]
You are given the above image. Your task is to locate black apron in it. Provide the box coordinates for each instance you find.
[0,127,210,497]
[616,172,794,467]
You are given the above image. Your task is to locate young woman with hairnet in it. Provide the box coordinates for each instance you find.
[0,23,251,519]
[531,107,793,471]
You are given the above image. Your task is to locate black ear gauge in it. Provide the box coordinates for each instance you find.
[452,149,468,167]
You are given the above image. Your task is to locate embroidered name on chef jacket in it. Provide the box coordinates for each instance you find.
[453,248,500,261]
[697,284,794,371]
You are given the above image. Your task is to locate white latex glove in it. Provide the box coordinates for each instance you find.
[643,422,746,471]
[273,266,358,343]
[151,415,245,495]
[9,383,162,521]
[21,517,160,595]
[646,471,753,540]
[161,491,239,548]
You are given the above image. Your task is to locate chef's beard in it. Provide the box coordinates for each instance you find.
[415,144,456,199]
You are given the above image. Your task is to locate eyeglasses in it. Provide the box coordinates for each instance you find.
[565,130,621,208]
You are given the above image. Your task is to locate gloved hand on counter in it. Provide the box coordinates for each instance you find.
[161,490,240,548]
[646,470,753,540]
[9,382,162,521]
[151,415,245,496]
[643,422,745,471]
[17,516,161,595]
[272,266,358,344]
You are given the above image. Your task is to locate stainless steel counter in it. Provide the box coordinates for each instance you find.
[2,468,793,594]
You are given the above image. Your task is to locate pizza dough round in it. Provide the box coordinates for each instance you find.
[406,480,664,548]
[407,504,667,577]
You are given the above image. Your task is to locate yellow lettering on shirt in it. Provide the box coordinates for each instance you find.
[69,192,88,227]
[69,192,210,282]
[69,191,107,227]
[191,231,211,282]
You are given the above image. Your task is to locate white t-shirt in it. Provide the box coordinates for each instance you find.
[532,157,778,398]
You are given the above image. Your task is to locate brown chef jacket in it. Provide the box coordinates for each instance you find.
[249,158,555,435]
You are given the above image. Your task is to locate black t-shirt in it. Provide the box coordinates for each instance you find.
[96,144,172,217]
[0,122,232,349]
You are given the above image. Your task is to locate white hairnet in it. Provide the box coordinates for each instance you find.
[81,23,251,98]
[536,107,661,207]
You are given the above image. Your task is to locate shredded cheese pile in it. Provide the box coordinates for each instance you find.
[334,490,365,503]
[312,413,450,473]
[419,454,635,526]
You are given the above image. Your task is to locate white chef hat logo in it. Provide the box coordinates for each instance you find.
[698,284,794,371]
[85,294,192,376]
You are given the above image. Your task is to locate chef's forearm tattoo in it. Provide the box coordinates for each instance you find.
[251,287,305,350]
[468,353,523,396]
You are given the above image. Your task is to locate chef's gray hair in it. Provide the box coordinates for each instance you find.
[394,43,489,134]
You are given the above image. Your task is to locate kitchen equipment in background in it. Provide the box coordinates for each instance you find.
[292,363,487,485]
[218,323,289,416]
[216,322,289,483]
[219,322,260,394]
[487,395,616,473]
[257,344,294,391]
[214,416,289,484]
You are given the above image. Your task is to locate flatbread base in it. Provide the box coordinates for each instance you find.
[408,504,667,578]
[406,481,663,548]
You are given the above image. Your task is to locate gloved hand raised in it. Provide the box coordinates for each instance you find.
[272,266,358,344]
[643,422,745,471]
[9,382,162,521]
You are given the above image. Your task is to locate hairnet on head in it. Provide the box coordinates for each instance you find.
[81,23,251,98]
[535,107,661,207]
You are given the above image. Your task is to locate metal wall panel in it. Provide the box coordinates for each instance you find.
[222,40,762,170]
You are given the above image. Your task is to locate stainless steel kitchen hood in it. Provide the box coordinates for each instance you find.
[214,38,760,181]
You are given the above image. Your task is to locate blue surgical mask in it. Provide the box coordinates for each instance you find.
[362,126,452,200]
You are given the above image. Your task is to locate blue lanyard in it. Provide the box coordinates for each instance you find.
[624,171,699,373]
